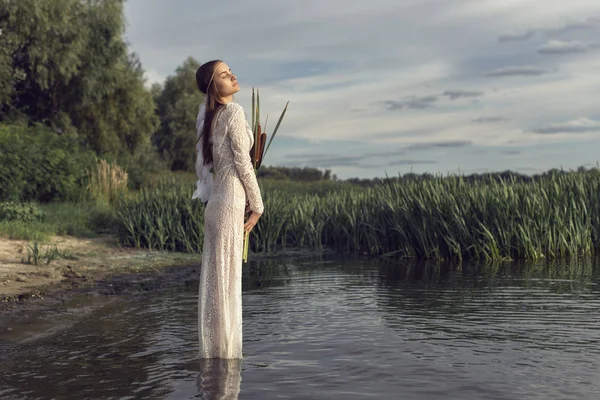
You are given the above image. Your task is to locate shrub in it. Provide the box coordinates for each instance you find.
[0,201,43,222]
[0,123,95,203]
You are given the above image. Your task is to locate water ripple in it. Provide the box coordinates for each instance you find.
[1,260,600,399]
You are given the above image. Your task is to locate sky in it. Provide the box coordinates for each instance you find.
[123,0,600,179]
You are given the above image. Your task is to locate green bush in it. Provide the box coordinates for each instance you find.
[114,142,168,190]
[0,200,113,241]
[0,201,43,222]
[0,220,52,242]
[0,123,95,203]
[38,201,98,238]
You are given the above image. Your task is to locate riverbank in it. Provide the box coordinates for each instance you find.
[0,233,330,343]
[0,234,202,301]
[1,233,327,304]
[0,234,198,341]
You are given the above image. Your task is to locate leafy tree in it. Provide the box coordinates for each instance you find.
[0,0,158,157]
[152,56,205,171]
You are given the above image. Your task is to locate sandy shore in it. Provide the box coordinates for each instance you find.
[0,234,201,301]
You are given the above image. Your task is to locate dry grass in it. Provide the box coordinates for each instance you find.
[86,159,129,206]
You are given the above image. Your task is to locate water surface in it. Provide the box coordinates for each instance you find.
[1,257,599,399]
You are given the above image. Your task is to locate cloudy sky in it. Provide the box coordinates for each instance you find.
[124,0,600,179]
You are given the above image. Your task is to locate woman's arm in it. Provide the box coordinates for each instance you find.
[228,104,264,214]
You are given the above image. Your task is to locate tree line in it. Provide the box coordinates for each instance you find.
[0,0,342,193]
[1,1,202,168]
[1,0,595,202]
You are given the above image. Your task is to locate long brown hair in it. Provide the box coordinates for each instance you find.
[195,60,225,165]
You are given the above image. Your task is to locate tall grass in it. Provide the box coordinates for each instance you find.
[116,177,205,253]
[86,158,129,206]
[114,169,600,261]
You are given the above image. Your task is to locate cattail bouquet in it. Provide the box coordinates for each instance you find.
[243,88,289,262]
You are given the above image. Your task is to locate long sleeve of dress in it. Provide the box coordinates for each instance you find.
[228,104,264,214]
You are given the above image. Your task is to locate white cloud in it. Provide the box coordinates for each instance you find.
[142,68,167,87]
[123,0,600,178]
[537,40,591,54]
[532,118,600,134]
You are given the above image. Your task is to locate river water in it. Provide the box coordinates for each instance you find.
[1,256,600,399]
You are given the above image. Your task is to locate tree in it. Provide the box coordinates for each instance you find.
[152,56,205,171]
[0,0,158,157]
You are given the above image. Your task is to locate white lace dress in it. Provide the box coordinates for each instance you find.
[197,102,264,359]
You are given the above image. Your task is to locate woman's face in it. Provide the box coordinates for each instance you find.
[213,62,239,98]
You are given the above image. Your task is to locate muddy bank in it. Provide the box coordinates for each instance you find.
[1,262,201,311]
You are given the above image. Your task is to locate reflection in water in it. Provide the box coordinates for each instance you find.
[242,260,292,291]
[1,255,600,399]
[197,358,242,400]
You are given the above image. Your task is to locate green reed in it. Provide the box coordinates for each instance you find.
[116,177,206,253]
[114,169,600,261]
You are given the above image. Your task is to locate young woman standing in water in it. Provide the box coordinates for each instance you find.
[193,60,264,359]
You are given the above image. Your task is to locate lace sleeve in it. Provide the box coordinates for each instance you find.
[228,104,264,214]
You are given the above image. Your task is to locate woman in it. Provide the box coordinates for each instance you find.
[193,60,264,359]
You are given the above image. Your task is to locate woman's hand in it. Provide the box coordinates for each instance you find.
[244,211,262,234]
